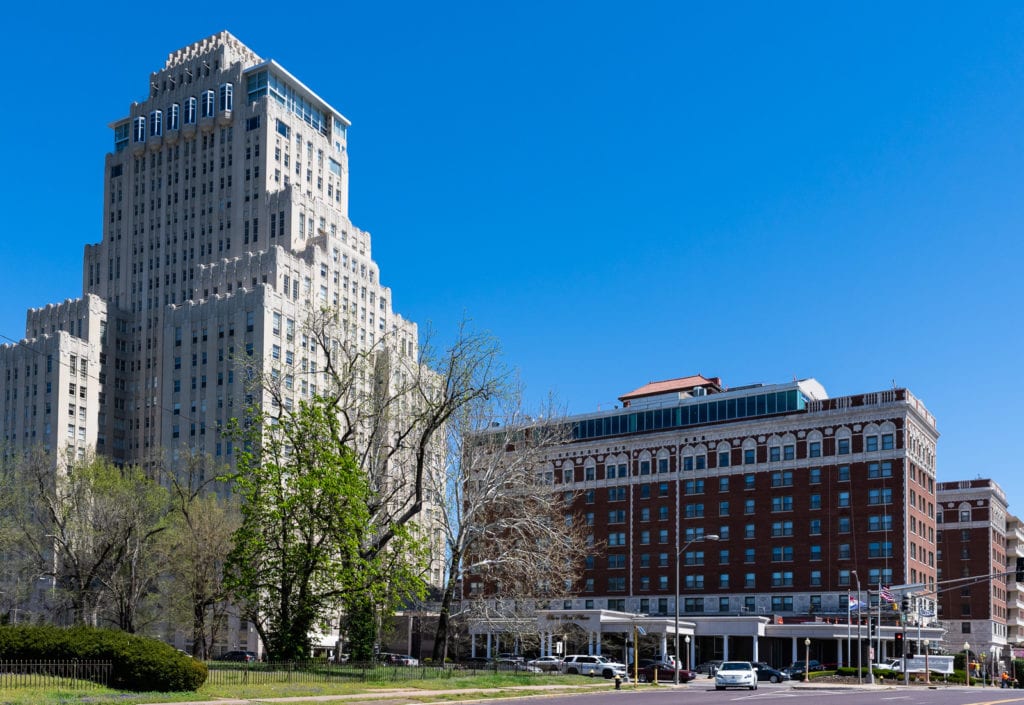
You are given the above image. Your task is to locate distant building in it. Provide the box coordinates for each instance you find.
[936,478,1017,669]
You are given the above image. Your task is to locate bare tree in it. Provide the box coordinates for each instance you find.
[11,451,169,627]
[161,453,240,658]
[429,389,588,662]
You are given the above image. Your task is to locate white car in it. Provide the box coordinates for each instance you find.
[715,661,758,690]
[561,654,628,678]
[526,655,563,672]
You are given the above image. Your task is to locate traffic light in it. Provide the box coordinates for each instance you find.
[901,595,912,612]
[894,633,904,657]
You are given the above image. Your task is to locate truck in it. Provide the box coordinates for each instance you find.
[882,655,955,675]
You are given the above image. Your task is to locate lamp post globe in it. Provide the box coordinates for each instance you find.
[804,638,811,681]
[684,636,691,671]
[965,642,971,686]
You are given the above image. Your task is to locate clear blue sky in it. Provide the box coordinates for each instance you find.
[2,3,1021,502]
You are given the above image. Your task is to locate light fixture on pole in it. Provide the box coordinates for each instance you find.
[684,636,691,671]
[804,638,811,682]
[675,534,719,685]
[964,642,971,686]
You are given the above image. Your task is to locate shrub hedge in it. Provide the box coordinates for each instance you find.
[0,625,207,691]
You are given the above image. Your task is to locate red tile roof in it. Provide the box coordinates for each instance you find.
[618,375,723,404]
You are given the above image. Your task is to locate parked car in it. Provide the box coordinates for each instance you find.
[782,659,822,679]
[380,653,419,666]
[215,650,257,662]
[560,654,629,679]
[752,661,788,682]
[526,655,563,672]
[695,659,723,676]
[715,661,758,690]
[496,652,524,662]
[639,661,697,682]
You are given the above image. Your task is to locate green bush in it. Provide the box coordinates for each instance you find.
[0,625,207,691]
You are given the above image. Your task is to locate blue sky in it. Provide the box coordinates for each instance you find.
[1,3,1021,502]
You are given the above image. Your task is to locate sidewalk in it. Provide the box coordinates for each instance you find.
[138,683,608,705]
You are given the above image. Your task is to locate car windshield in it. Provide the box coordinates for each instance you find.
[720,662,751,671]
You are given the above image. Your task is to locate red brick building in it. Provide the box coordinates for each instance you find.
[549,375,938,623]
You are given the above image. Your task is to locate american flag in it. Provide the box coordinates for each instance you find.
[879,585,895,602]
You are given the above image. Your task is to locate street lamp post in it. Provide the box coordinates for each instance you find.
[852,570,863,684]
[965,642,971,686]
[923,639,930,685]
[804,638,811,682]
[675,534,719,685]
[685,636,691,671]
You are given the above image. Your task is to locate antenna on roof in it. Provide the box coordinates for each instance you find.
[892,379,897,389]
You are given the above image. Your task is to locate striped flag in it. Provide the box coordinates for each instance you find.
[879,585,895,603]
[848,595,864,611]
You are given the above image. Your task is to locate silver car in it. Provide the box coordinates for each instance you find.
[715,661,757,690]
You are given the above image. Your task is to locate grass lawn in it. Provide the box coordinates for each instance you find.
[0,671,620,705]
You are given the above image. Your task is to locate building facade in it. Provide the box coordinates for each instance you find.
[936,478,1017,669]
[0,32,444,642]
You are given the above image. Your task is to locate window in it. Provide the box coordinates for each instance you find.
[809,518,822,535]
[719,549,730,564]
[744,448,755,464]
[771,546,794,562]
[201,90,215,118]
[838,516,851,533]
[684,550,706,566]
[684,479,705,494]
[809,570,822,587]
[684,597,705,613]
[719,575,730,590]
[838,465,850,481]
[658,529,669,543]
[639,531,650,545]
[771,571,794,587]
[640,460,651,475]
[838,491,850,507]
[683,457,693,471]
[809,467,822,484]
[744,573,756,588]
[783,444,795,460]
[639,484,651,499]
[744,523,755,539]
[609,532,627,546]
[838,438,850,455]
[771,471,793,487]
[608,509,626,523]
[608,554,626,569]
[639,554,650,568]
[719,476,729,491]
[771,496,793,512]
[865,435,879,452]
[685,503,704,518]
[719,501,730,516]
[658,506,670,521]
[769,446,780,462]
[869,488,893,505]
[868,515,894,531]
[658,482,669,497]
[882,433,895,450]
[684,575,704,589]
[838,543,851,559]
[809,441,821,458]
[809,545,822,561]
[718,451,730,467]
[744,547,755,563]
[771,520,794,537]
[719,525,730,539]
[218,82,234,112]
[609,486,626,501]
[744,474,755,490]
[809,494,821,510]
[695,455,706,470]
[658,552,669,567]
[658,458,669,473]
[639,576,650,590]
[869,541,893,558]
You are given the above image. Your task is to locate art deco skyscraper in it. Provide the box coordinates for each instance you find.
[1,33,441,584]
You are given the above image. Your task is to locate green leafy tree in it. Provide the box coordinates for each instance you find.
[225,398,423,660]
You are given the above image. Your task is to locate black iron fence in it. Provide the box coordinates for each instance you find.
[0,659,111,689]
[203,660,547,686]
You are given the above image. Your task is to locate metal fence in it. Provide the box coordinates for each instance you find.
[203,660,545,686]
[0,659,111,689]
